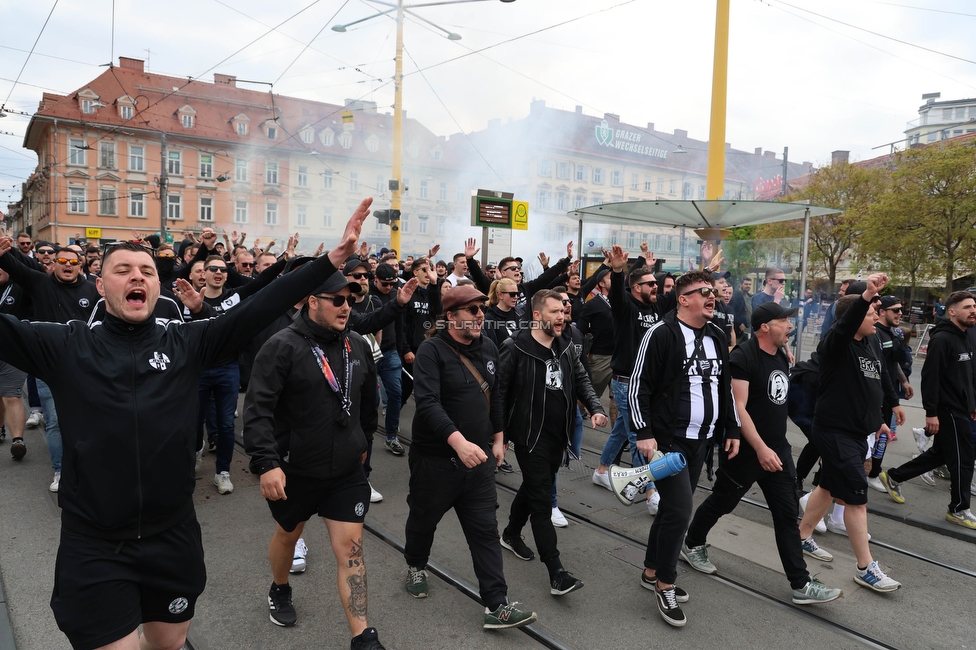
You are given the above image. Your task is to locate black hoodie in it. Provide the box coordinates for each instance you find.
[921,319,976,419]
[0,252,99,323]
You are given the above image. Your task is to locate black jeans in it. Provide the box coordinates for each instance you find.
[644,436,709,585]
[889,411,975,514]
[506,431,564,565]
[403,450,507,609]
[686,446,809,590]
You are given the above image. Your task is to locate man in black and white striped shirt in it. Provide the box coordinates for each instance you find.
[630,271,741,628]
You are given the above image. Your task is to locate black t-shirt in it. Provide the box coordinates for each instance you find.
[541,346,567,441]
[712,301,735,341]
[729,338,790,452]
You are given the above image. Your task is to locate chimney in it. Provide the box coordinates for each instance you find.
[763,150,777,159]
[214,73,237,87]
[575,105,583,114]
[647,122,654,131]
[755,147,762,156]
[119,57,145,72]
[530,99,546,114]
[674,129,688,138]
[831,150,850,165]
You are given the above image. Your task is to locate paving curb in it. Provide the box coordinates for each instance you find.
[0,567,17,650]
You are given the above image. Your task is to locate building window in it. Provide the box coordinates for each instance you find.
[418,215,428,235]
[99,188,117,216]
[367,137,379,153]
[267,126,277,140]
[235,158,248,182]
[927,132,938,142]
[266,202,278,226]
[420,180,428,199]
[400,215,409,233]
[119,104,133,120]
[266,162,278,185]
[129,145,144,172]
[69,139,86,166]
[438,216,446,235]
[199,196,213,222]
[167,194,182,220]
[199,154,213,179]
[627,231,637,250]
[538,190,551,210]
[181,114,194,128]
[81,99,95,114]
[593,168,604,184]
[298,166,308,187]
[167,150,181,175]
[68,187,86,213]
[644,178,652,192]
[669,180,677,195]
[301,130,314,144]
[574,194,586,209]
[575,165,586,182]
[537,158,552,177]
[349,172,358,191]
[339,132,352,149]
[321,130,334,146]
[297,205,307,227]
[631,173,640,190]
[99,142,115,169]
[322,207,332,228]
[556,192,568,211]
[234,200,248,224]
[431,149,442,161]
[611,170,622,187]
[130,192,144,217]
[657,179,664,193]
[698,184,706,199]
[322,170,333,189]
[237,122,247,136]
[557,162,570,179]
[377,174,385,193]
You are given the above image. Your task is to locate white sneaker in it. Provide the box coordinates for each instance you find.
[854,561,901,592]
[867,476,887,493]
[551,506,568,528]
[592,470,612,491]
[290,538,308,574]
[971,481,976,496]
[824,513,871,540]
[646,491,660,515]
[369,482,383,503]
[25,411,42,428]
[799,492,827,533]
[195,449,203,473]
[912,427,930,453]
[921,471,936,487]
[214,471,234,494]
[49,471,61,493]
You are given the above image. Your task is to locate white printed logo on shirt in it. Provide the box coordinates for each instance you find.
[148,352,171,371]
[767,370,789,405]
[545,358,563,391]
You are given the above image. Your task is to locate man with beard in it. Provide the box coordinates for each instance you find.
[881,290,976,529]
[630,271,741,627]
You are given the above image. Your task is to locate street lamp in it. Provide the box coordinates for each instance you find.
[332,0,515,252]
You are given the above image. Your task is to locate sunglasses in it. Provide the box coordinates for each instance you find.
[36,249,55,255]
[18,241,32,247]
[501,291,519,298]
[560,299,572,306]
[206,265,227,273]
[681,287,718,298]
[634,280,657,287]
[378,280,396,288]
[884,307,903,313]
[454,304,486,316]
[502,266,521,273]
[314,294,356,308]
[238,262,254,268]
[55,257,82,266]
[347,272,370,280]
[769,277,787,283]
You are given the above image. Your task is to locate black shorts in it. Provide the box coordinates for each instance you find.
[812,429,869,505]
[51,514,207,650]
[267,466,371,532]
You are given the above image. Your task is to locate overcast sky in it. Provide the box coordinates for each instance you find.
[2,0,975,206]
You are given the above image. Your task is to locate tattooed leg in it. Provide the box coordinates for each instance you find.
[325,519,369,636]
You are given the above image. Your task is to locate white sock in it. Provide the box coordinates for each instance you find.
[832,503,845,522]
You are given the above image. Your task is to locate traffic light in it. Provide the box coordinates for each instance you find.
[373,209,401,226]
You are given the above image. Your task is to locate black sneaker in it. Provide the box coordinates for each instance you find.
[350,627,386,650]
[550,570,584,596]
[498,460,515,473]
[500,533,534,561]
[268,582,297,627]
[10,438,25,460]
[655,585,686,627]
[639,572,689,603]
[208,438,217,453]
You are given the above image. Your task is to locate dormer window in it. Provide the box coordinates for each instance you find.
[339,132,352,149]
[120,105,133,120]
[232,113,250,137]
[366,135,379,153]
[237,122,247,136]
[182,114,194,128]
[300,128,314,144]
[267,126,277,140]
[431,148,442,161]
[320,129,334,146]
[177,105,197,129]
[82,100,95,114]
[78,88,100,115]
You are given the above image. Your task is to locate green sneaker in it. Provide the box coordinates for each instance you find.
[405,566,429,598]
[680,543,717,574]
[483,600,537,629]
[792,576,843,605]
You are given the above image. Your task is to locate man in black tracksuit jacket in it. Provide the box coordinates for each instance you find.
[401,257,441,403]
[885,290,976,526]
[496,290,606,595]
[0,202,369,650]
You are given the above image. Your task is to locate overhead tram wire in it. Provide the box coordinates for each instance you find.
[2,0,61,111]
[860,0,976,19]
[273,0,352,85]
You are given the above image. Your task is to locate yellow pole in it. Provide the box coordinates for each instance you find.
[705,0,730,200]
[390,0,404,253]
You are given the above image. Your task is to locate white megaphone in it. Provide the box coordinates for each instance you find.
[608,451,687,506]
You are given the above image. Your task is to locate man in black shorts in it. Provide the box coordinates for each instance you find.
[797,273,904,593]
[0,199,371,650]
[243,270,385,649]
[682,302,843,604]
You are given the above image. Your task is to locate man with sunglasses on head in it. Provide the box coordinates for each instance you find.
[629,271,741,627]
[0,243,99,491]
[404,284,538,631]
[0,199,371,650]
[243,271,387,649]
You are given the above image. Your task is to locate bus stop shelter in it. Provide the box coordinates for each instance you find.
[566,199,842,360]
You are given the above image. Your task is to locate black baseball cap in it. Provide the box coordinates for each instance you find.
[375,263,398,281]
[312,270,362,296]
[752,302,798,329]
[879,296,902,309]
[343,258,370,275]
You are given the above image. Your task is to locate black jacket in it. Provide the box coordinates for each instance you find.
[403,284,441,353]
[921,319,976,419]
[609,269,675,376]
[579,292,614,356]
[875,322,906,410]
[369,284,406,355]
[0,252,99,323]
[411,329,505,458]
[0,280,30,320]
[0,255,339,540]
[628,311,741,448]
[243,311,378,479]
[483,304,518,349]
[497,328,604,452]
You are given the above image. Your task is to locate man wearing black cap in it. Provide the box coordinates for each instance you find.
[371,263,409,456]
[243,270,386,648]
[682,302,843,605]
[404,284,537,630]
[578,269,614,403]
